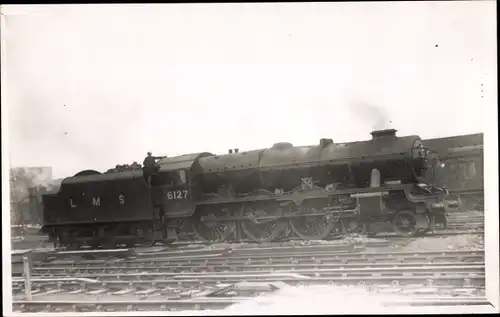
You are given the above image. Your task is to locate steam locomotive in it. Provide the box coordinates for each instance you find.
[40,129,449,249]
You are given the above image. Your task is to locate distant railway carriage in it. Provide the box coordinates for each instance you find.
[424,133,484,211]
[40,129,449,249]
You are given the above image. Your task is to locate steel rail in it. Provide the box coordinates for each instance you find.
[30,260,486,275]
[29,254,485,277]
[33,249,485,267]
[25,264,484,281]
[13,274,486,290]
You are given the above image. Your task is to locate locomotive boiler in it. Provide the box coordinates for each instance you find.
[40,129,448,249]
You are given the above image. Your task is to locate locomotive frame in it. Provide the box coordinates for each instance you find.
[40,129,449,249]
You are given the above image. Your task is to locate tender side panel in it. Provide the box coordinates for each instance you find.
[44,176,153,226]
[101,177,153,221]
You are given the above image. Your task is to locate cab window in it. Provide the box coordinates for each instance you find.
[152,172,174,187]
[178,170,187,184]
[150,171,188,187]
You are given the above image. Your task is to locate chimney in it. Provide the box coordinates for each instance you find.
[228,149,233,154]
[234,148,239,153]
[319,138,333,147]
[370,129,397,140]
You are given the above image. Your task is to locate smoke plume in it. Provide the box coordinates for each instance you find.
[345,94,393,131]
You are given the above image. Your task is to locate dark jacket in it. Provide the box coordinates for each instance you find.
[143,156,162,168]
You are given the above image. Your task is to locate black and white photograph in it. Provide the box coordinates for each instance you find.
[2,2,498,315]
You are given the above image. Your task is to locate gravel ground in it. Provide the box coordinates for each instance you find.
[204,237,383,250]
[223,284,483,315]
[396,234,484,252]
[11,240,54,251]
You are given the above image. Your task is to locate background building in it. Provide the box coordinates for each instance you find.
[9,166,62,227]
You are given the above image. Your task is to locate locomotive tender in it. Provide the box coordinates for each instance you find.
[40,129,448,248]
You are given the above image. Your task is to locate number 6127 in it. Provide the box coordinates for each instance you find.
[166,190,188,200]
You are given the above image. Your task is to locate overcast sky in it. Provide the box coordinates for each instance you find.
[2,2,496,179]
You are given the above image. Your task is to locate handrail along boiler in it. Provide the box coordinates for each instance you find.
[40,129,448,249]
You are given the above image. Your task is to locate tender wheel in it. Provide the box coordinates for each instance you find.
[67,243,82,250]
[61,231,81,250]
[240,203,290,243]
[392,210,420,237]
[191,207,236,243]
[288,198,338,240]
[123,240,138,248]
[102,241,118,249]
[89,241,100,249]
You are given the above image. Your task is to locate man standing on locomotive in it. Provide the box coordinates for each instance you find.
[143,152,165,184]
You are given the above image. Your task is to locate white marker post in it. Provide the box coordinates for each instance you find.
[23,255,32,300]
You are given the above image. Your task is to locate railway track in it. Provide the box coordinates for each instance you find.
[11,210,485,313]
[12,246,485,312]
[446,217,484,229]
[24,238,485,266]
